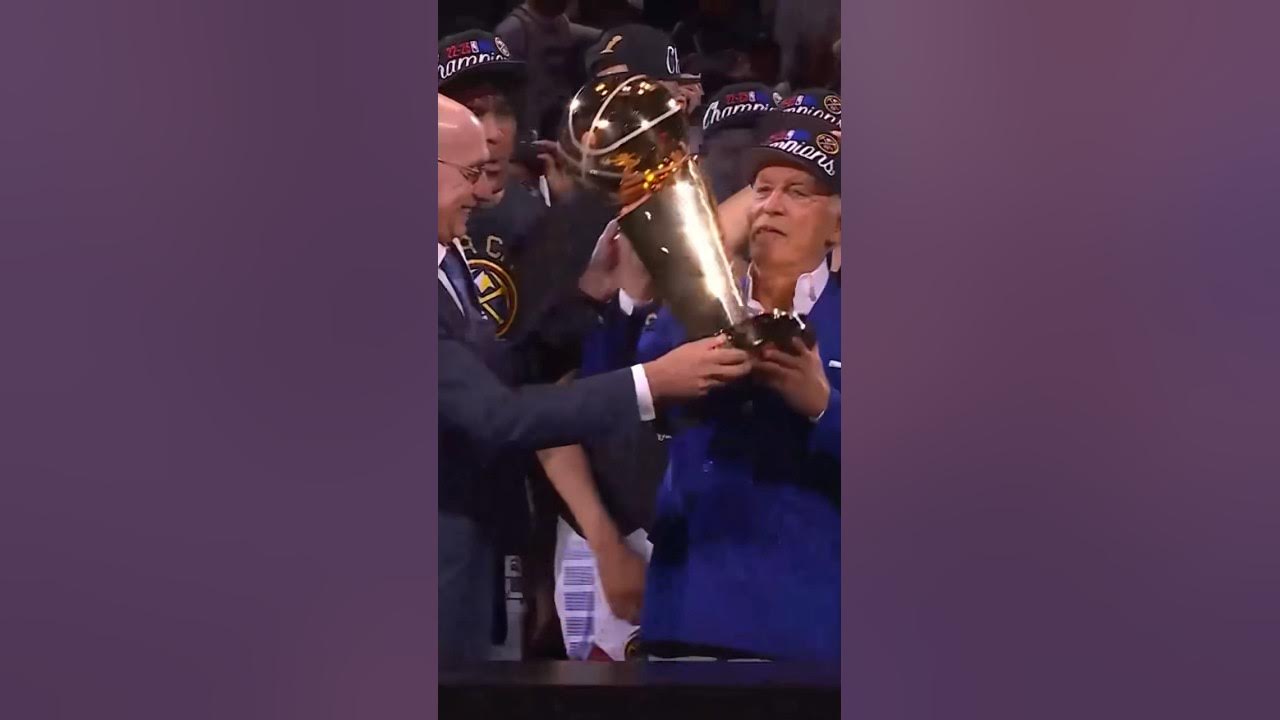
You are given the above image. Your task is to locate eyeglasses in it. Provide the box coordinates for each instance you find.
[438,158,483,185]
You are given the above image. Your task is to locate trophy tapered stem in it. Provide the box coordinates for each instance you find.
[617,158,755,344]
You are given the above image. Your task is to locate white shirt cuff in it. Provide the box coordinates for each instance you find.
[631,364,656,421]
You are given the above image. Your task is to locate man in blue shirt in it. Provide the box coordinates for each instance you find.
[636,113,843,661]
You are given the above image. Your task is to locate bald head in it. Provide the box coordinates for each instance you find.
[439,94,487,163]
[438,94,493,243]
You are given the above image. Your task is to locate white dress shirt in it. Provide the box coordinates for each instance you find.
[438,241,655,421]
[617,258,830,318]
[743,257,830,317]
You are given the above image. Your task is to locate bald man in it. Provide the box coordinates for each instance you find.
[436,95,751,663]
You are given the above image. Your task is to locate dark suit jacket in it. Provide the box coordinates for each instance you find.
[437,280,642,521]
[438,278,645,662]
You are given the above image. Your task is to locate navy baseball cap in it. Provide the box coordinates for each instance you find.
[699,82,781,136]
[742,114,841,193]
[776,88,841,129]
[585,24,700,83]
[438,30,525,92]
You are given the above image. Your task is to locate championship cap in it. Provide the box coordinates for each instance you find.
[585,24,700,84]
[438,30,524,91]
[699,82,781,136]
[742,114,841,193]
[776,88,841,129]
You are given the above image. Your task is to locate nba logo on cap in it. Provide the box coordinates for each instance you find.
[767,128,811,144]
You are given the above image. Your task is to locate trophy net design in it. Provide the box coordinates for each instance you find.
[559,74,794,350]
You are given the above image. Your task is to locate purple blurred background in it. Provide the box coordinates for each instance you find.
[1,0,1277,718]
[842,1,1279,717]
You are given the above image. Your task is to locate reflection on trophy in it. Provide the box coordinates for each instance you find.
[558,74,811,352]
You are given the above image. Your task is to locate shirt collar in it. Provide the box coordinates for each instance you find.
[744,256,830,316]
[437,239,466,269]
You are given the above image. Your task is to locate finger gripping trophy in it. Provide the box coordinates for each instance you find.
[558,74,810,352]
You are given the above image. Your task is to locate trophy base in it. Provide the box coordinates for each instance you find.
[729,310,817,354]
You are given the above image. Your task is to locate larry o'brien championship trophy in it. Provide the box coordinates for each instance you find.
[558,74,811,351]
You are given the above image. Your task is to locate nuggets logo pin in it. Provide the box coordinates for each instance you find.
[494,36,510,57]
[816,133,840,155]
[823,94,842,115]
[467,258,518,336]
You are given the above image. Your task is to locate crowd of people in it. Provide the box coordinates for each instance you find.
[436,3,842,664]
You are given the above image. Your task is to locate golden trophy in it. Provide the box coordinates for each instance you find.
[558,74,810,351]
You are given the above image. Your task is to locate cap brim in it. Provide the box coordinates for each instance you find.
[741,146,839,194]
[703,107,774,134]
[439,59,526,91]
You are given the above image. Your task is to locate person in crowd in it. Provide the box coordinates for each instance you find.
[440,28,599,656]
[712,87,842,271]
[439,29,574,338]
[537,223,667,661]
[697,81,780,202]
[583,23,705,125]
[634,113,843,661]
[777,86,842,129]
[526,27,715,659]
[436,28,625,373]
[569,0,642,30]
[437,0,509,34]
[670,0,761,94]
[677,0,760,55]
[747,33,783,89]
[771,0,840,93]
[437,96,754,664]
[439,29,536,325]
[437,36,605,658]
[495,0,601,139]
[693,81,783,280]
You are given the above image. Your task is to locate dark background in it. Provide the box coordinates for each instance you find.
[3,0,1278,719]
[438,0,713,34]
